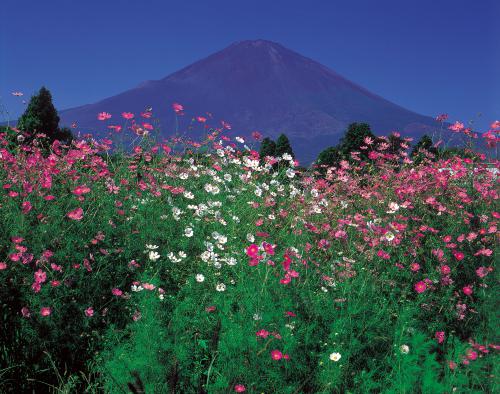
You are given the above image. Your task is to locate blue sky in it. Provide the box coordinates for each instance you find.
[1,0,498,130]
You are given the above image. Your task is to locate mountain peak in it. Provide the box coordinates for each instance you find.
[59,40,441,163]
[229,39,284,49]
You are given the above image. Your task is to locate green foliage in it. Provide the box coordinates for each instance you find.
[0,132,497,393]
[259,137,277,162]
[316,146,342,170]
[339,122,375,160]
[411,135,438,164]
[275,133,295,159]
[17,86,73,145]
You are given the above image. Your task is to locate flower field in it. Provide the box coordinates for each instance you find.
[0,114,498,393]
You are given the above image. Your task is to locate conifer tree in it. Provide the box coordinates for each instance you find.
[339,122,375,160]
[275,133,294,159]
[18,86,72,145]
[259,137,277,161]
[316,146,342,170]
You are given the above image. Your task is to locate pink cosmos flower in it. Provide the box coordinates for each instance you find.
[475,266,490,278]
[85,307,94,317]
[435,331,445,344]
[452,251,464,261]
[262,242,275,255]
[377,250,390,260]
[414,281,427,294]
[246,244,259,258]
[172,102,184,114]
[256,329,270,339]
[122,112,134,119]
[0,262,7,270]
[466,349,478,360]
[112,288,123,296]
[448,121,464,132]
[22,201,32,214]
[73,185,91,195]
[440,265,451,275]
[234,384,246,392]
[40,307,52,317]
[143,283,156,290]
[34,269,47,284]
[67,207,84,220]
[462,286,473,296]
[270,350,283,360]
[251,131,262,140]
[282,254,291,271]
[436,114,448,122]
[97,112,112,121]
[410,263,420,272]
[21,307,30,318]
[205,305,216,313]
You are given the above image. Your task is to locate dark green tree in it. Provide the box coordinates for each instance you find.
[411,135,438,163]
[339,122,375,160]
[259,137,276,162]
[316,146,342,171]
[275,133,295,159]
[17,87,73,145]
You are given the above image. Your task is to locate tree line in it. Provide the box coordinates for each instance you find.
[11,87,470,164]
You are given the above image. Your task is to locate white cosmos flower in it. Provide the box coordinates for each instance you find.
[184,227,194,237]
[329,352,342,362]
[148,251,161,261]
[145,244,159,250]
[195,274,205,283]
[215,283,226,292]
[235,136,245,143]
[286,168,295,178]
[400,344,410,354]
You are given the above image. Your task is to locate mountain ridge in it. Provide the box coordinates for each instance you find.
[56,39,442,162]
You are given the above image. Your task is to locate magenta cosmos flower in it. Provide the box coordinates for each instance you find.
[67,207,84,220]
[270,350,283,360]
[414,281,427,294]
[40,307,52,317]
[234,384,246,392]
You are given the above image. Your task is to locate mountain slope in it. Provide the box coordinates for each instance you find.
[59,39,442,162]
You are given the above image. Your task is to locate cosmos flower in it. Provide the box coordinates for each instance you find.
[414,281,426,294]
[329,352,341,362]
[40,307,52,317]
[121,112,134,119]
[97,112,112,121]
[270,350,283,360]
[400,345,410,354]
[148,251,161,261]
[67,207,84,220]
[195,274,205,283]
[172,102,184,114]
